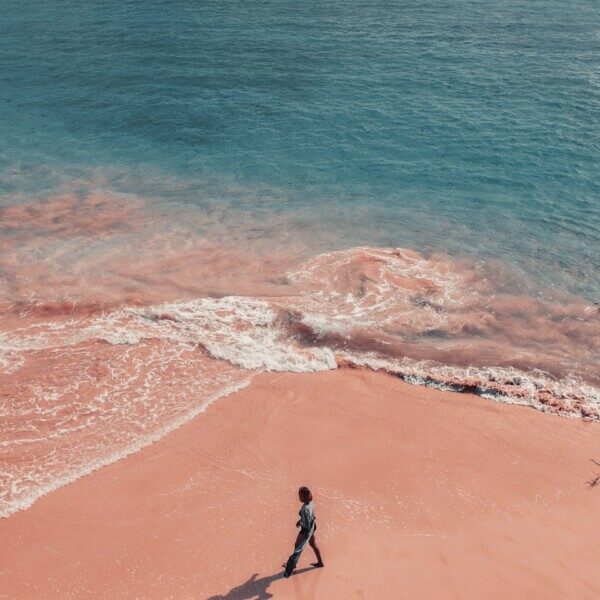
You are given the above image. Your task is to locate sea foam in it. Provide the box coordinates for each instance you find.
[1,246,598,519]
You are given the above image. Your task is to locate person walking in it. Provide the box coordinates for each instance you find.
[284,486,324,578]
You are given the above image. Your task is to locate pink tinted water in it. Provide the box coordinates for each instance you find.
[1,191,598,517]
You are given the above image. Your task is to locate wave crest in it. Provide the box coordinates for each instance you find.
[1,245,599,519]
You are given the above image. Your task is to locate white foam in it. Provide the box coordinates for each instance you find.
[92,297,337,372]
[0,296,338,518]
[2,246,599,520]
[339,352,600,419]
[0,378,251,519]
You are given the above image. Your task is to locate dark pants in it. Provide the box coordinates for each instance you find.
[285,523,315,573]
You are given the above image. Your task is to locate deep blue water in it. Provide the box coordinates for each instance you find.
[1,0,598,297]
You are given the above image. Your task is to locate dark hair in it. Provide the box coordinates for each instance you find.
[299,486,313,502]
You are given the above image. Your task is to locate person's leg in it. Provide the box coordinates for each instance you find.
[285,532,307,577]
[309,535,324,567]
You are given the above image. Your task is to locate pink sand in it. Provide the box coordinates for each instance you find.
[2,368,600,598]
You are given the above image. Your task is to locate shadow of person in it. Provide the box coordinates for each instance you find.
[207,566,315,600]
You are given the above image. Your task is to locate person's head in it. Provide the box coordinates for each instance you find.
[298,486,313,503]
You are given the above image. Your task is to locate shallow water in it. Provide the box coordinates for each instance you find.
[1,0,599,517]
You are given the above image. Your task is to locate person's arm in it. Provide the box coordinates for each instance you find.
[299,505,311,531]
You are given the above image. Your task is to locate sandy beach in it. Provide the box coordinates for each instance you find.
[3,0,599,597]
[2,368,599,599]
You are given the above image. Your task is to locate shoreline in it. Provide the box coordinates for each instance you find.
[2,368,600,598]
[3,356,596,521]
[0,376,253,520]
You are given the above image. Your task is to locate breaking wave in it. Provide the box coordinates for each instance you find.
[1,208,598,518]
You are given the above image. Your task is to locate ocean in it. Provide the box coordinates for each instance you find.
[1,0,598,517]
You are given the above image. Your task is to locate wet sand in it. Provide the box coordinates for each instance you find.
[1,368,600,599]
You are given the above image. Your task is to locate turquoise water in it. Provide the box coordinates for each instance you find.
[1,0,599,296]
[2,0,600,517]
